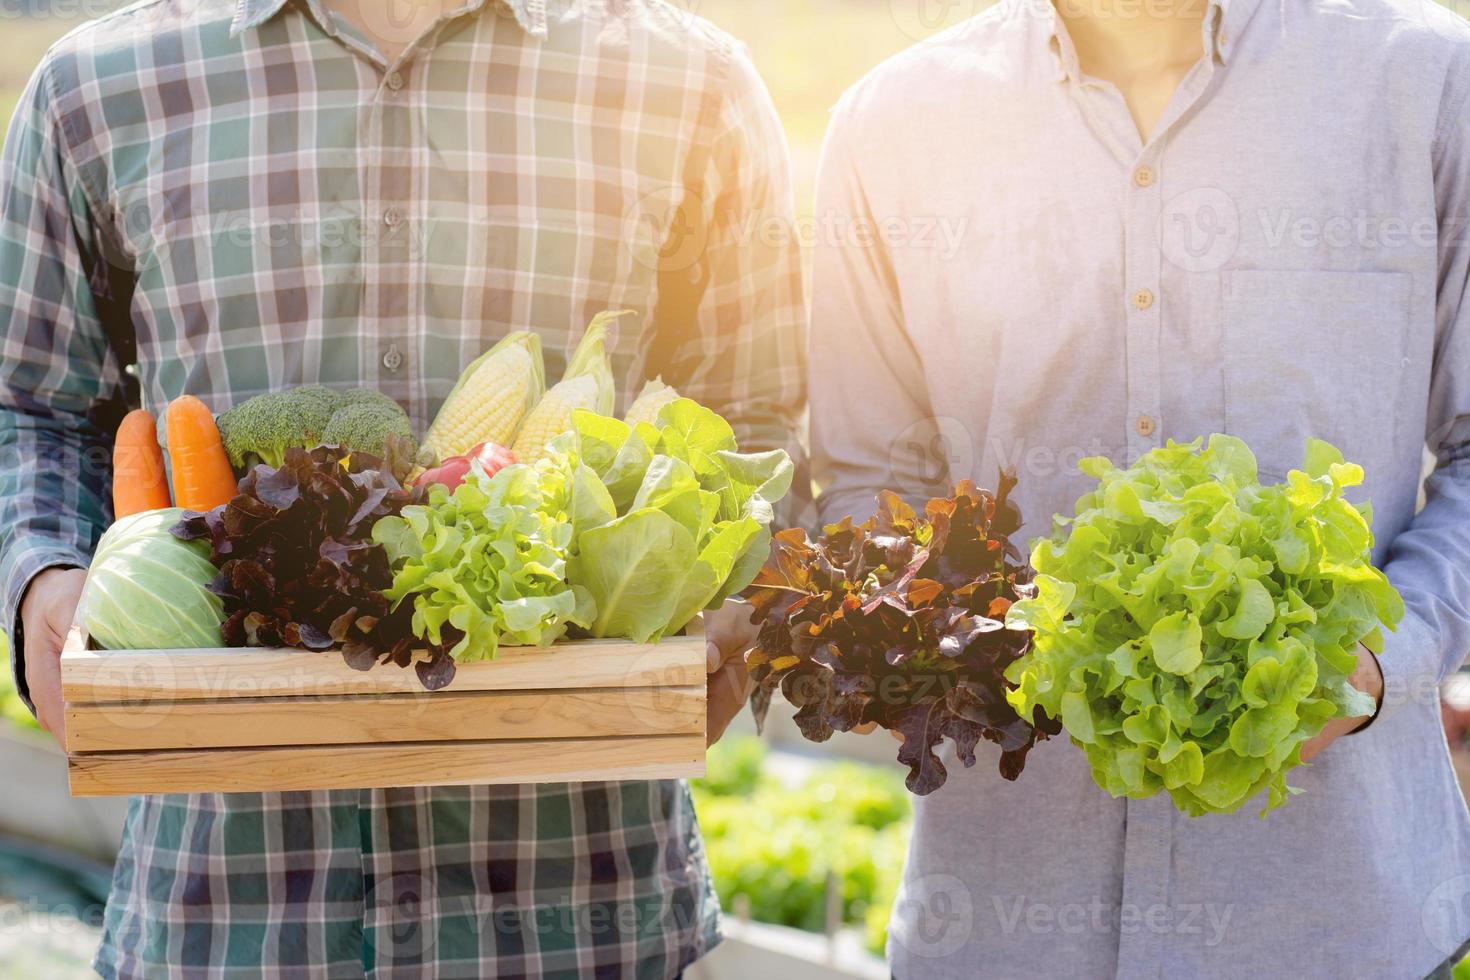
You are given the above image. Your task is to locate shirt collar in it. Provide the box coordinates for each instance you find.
[230,0,547,38]
[1025,0,1264,83]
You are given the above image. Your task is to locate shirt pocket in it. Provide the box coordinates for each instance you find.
[1220,269,1411,480]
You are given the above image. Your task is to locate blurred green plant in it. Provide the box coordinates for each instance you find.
[0,632,39,732]
[692,735,910,956]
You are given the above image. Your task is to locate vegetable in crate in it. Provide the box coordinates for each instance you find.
[423,331,544,460]
[559,399,794,643]
[743,477,1058,795]
[414,442,517,492]
[624,377,680,428]
[82,509,225,650]
[112,409,172,517]
[165,396,239,511]
[172,437,456,688]
[216,386,415,469]
[510,311,623,464]
[372,458,595,663]
[1004,436,1405,816]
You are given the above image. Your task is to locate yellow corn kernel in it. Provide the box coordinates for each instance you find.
[509,311,623,463]
[624,377,681,428]
[424,332,544,460]
[511,374,603,464]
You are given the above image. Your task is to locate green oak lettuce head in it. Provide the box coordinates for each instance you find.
[1003,435,1404,817]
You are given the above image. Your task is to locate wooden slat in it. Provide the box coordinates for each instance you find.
[67,734,706,797]
[62,629,705,702]
[65,686,706,752]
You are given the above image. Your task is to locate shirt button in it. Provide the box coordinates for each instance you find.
[1136,415,1157,438]
[1133,166,1155,188]
[383,206,403,228]
[1132,288,1155,311]
[382,344,404,372]
[386,71,404,92]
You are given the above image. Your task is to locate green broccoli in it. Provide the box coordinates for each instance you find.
[320,401,416,459]
[337,388,403,412]
[217,388,342,469]
[215,386,413,469]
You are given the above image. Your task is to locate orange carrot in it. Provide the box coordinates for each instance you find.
[164,395,238,511]
[111,409,172,517]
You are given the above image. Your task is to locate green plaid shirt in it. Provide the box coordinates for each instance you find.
[0,0,805,975]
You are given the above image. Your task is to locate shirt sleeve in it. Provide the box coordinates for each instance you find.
[809,96,942,527]
[643,41,807,520]
[0,61,132,710]
[1374,63,1470,723]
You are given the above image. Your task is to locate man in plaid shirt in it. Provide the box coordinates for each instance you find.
[0,0,805,975]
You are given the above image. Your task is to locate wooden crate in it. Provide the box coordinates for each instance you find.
[60,626,707,797]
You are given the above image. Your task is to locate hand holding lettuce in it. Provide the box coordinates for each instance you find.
[1003,436,1404,816]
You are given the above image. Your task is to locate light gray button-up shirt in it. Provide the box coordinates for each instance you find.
[810,0,1470,976]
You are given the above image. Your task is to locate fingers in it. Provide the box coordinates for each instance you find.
[18,567,86,746]
[22,627,65,742]
[704,598,760,674]
[706,662,752,746]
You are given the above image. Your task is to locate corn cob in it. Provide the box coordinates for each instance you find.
[423,331,544,461]
[511,311,628,463]
[623,377,681,428]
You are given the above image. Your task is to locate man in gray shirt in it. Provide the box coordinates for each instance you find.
[810,0,1470,975]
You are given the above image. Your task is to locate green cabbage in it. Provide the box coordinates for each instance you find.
[1004,436,1404,817]
[82,509,225,650]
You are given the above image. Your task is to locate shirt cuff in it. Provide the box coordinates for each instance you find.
[1370,608,1442,728]
[3,542,89,714]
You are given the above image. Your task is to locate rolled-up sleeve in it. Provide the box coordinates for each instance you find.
[1375,63,1470,721]
[645,41,807,513]
[0,61,131,708]
[809,96,943,527]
